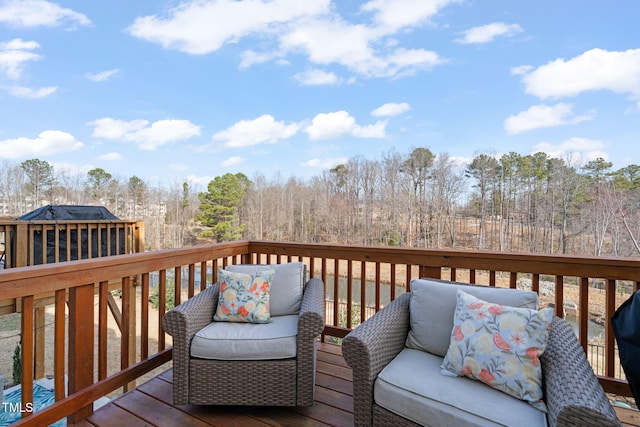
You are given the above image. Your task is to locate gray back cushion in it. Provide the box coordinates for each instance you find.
[405,278,539,357]
[224,262,306,316]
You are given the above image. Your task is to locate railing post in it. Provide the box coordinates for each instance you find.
[67,283,95,423]
[15,223,28,267]
[605,279,616,378]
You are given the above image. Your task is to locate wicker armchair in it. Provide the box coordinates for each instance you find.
[163,268,325,407]
[343,289,621,427]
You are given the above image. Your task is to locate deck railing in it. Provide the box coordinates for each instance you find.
[0,240,637,425]
[0,219,144,270]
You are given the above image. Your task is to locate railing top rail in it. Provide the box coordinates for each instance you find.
[2,239,639,300]
[247,240,640,278]
[0,219,142,225]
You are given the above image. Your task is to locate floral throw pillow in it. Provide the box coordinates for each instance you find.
[214,269,274,324]
[441,290,554,411]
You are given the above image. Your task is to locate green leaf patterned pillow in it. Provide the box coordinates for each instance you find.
[214,268,274,323]
[441,290,554,411]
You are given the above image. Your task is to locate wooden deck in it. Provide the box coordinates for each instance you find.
[71,342,639,427]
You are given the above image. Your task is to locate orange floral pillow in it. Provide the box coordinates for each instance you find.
[214,269,274,323]
[441,290,553,411]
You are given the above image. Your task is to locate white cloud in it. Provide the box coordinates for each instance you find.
[0,38,58,98]
[511,65,532,76]
[0,38,42,80]
[7,85,57,98]
[183,174,214,186]
[222,156,246,167]
[86,69,120,82]
[89,117,201,150]
[280,19,444,78]
[383,47,444,77]
[302,157,348,168]
[360,0,461,32]
[294,69,340,86]
[520,48,640,100]
[96,152,122,161]
[51,161,93,175]
[533,137,608,163]
[128,0,330,55]
[0,0,90,28]
[371,102,410,117]
[128,0,451,80]
[455,22,523,44]
[0,130,83,159]
[213,114,299,147]
[305,110,386,140]
[239,49,281,69]
[504,103,594,134]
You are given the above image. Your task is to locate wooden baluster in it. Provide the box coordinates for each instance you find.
[158,269,167,351]
[21,295,34,419]
[200,261,207,291]
[174,266,182,306]
[346,260,353,329]
[333,259,339,327]
[34,306,45,379]
[579,277,589,353]
[509,272,517,289]
[54,289,66,401]
[98,281,109,380]
[375,262,381,312]
[121,277,131,372]
[141,273,150,360]
[188,263,195,298]
[532,273,540,294]
[360,262,366,323]
[390,263,396,301]
[605,279,616,379]
[555,275,564,318]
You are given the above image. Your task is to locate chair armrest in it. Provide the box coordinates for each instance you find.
[541,317,621,427]
[161,284,219,405]
[342,292,411,427]
[298,277,325,339]
[162,284,219,339]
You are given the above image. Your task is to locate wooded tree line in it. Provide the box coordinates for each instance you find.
[0,159,201,250]
[235,149,640,257]
[2,148,640,257]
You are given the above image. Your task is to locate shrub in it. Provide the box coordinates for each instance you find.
[12,343,21,386]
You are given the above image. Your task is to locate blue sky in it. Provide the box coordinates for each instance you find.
[1,0,639,188]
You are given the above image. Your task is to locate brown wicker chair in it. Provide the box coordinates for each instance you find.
[163,269,325,407]
[343,288,621,427]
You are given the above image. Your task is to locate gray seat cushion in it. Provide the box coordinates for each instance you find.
[375,348,547,426]
[405,278,539,357]
[225,262,306,316]
[190,314,298,360]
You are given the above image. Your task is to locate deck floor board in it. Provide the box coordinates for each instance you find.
[76,342,637,427]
